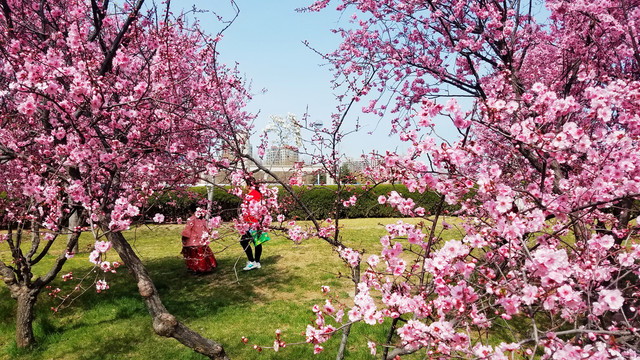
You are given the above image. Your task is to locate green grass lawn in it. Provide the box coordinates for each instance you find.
[0,218,465,359]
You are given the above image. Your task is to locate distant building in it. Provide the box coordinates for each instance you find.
[363,156,383,171]
[343,157,367,173]
[202,162,334,186]
[265,146,299,166]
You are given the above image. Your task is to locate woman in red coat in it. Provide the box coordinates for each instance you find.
[181,206,217,274]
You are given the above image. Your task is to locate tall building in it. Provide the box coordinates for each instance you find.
[265,146,299,166]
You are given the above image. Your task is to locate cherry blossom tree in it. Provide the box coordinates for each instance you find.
[0,0,251,357]
[283,0,640,358]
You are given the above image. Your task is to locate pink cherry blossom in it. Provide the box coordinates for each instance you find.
[153,213,165,223]
[599,289,624,311]
[94,241,112,253]
[367,341,376,355]
[495,195,513,214]
[88,250,101,265]
[95,280,109,293]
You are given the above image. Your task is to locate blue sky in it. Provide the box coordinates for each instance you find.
[168,1,552,159]
[171,0,414,158]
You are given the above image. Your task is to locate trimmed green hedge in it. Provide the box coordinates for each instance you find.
[147,184,455,222]
[279,184,456,220]
[146,187,241,222]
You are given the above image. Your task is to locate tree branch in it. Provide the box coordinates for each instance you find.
[0,0,15,38]
[99,0,144,75]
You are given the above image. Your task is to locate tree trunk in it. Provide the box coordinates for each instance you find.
[382,317,400,360]
[336,264,361,360]
[335,323,352,360]
[206,185,214,220]
[68,210,80,253]
[2,225,81,349]
[15,290,37,348]
[103,228,229,359]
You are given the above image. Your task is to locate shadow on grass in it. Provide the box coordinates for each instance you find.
[1,252,301,359]
[147,253,294,317]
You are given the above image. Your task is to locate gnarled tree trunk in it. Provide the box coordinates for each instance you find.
[102,227,229,360]
[15,289,38,348]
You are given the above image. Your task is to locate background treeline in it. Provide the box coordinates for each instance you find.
[146,184,461,222]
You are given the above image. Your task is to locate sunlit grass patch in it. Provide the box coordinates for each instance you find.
[0,218,468,359]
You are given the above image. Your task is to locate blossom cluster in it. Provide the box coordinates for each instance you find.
[303,0,640,355]
[0,0,254,295]
[233,183,279,234]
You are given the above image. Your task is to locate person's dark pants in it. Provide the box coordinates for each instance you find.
[240,232,262,262]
